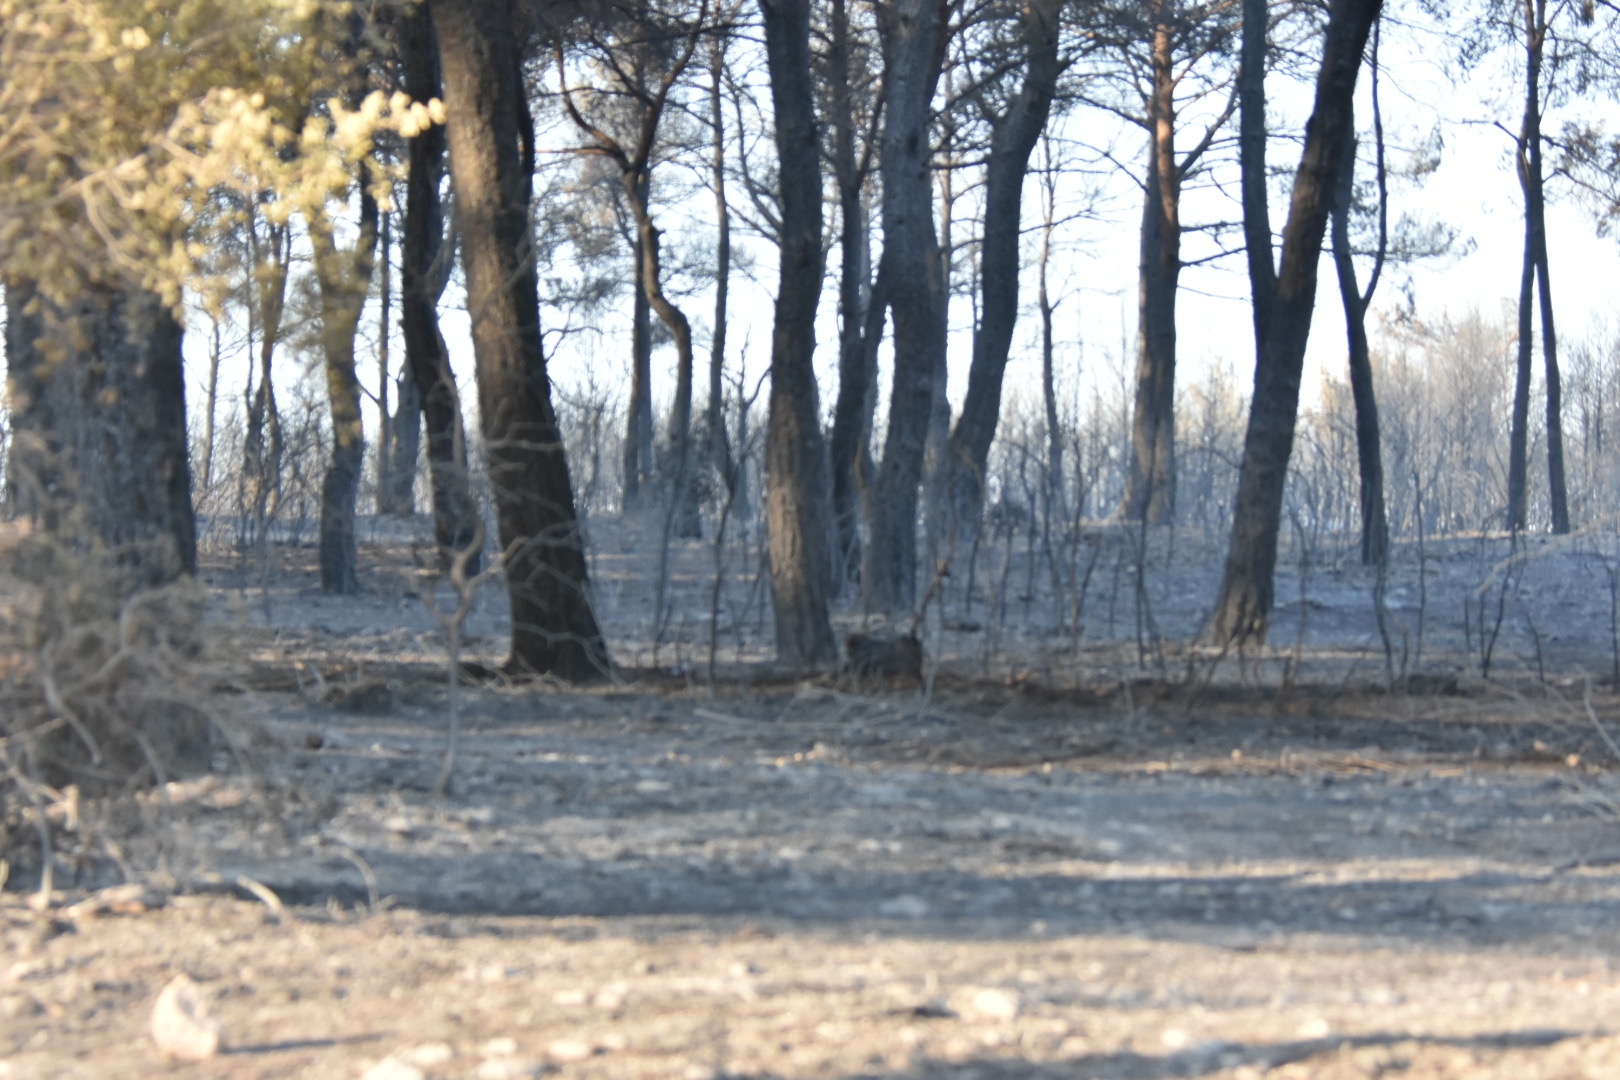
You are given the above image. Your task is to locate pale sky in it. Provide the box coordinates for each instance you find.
[184,8,1620,502]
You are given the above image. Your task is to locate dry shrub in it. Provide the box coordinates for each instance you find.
[0,520,229,885]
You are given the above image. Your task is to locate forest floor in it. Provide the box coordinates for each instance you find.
[6,517,1620,1079]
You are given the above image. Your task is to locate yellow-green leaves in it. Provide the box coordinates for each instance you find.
[0,0,438,312]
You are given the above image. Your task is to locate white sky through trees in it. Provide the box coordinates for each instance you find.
[175,4,1620,498]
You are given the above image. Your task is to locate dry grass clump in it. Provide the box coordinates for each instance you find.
[0,521,231,889]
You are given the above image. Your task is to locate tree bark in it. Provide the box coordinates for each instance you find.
[1119,11,1181,525]
[1330,100,1389,567]
[825,0,878,583]
[1507,0,1569,534]
[379,205,424,518]
[1331,137,1388,567]
[401,0,480,570]
[1527,0,1567,534]
[434,0,610,680]
[629,184,702,540]
[565,15,701,530]
[707,35,735,506]
[760,0,839,669]
[1208,0,1382,646]
[312,179,378,596]
[386,352,423,514]
[202,317,222,493]
[242,215,288,549]
[6,279,197,581]
[1037,139,1066,520]
[375,207,395,510]
[1508,219,1534,530]
[1538,233,1568,532]
[941,0,1063,549]
[624,191,654,512]
[864,0,948,613]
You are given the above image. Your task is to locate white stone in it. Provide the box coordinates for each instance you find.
[358,1057,425,1080]
[950,986,1021,1022]
[399,1043,454,1068]
[150,974,223,1062]
[592,981,630,1009]
[547,1038,593,1062]
[1296,1016,1332,1039]
[480,1037,518,1058]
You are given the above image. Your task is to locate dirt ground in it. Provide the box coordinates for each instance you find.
[5,519,1620,1079]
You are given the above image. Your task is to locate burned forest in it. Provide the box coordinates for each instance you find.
[7,1,1620,1077]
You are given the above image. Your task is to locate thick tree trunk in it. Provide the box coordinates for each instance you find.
[760,0,839,669]
[313,182,378,596]
[1119,15,1181,526]
[6,280,197,581]
[402,0,480,570]
[864,0,948,613]
[433,0,609,680]
[1208,0,1381,646]
[941,0,1062,548]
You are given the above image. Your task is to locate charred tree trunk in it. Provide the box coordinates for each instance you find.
[6,280,196,581]
[624,189,655,514]
[826,0,878,584]
[1508,228,1534,531]
[643,214,702,542]
[1332,144,1388,567]
[1507,0,1569,534]
[1330,87,1389,568]
[1508,0,1568,534]
[1037,141,1066,520]
[760,0,839,668]
[1509,2,1538,531]
[375,208,395,511]
[1537,231,1568,532]
[1120,14,1181,525]
[242,215,289,548]
[921,129,955,567]
[402,0,481,570]
[434,0,610,680]
[201,317,222,493]
[707,35,735,504]
[1208,0,1381,646]
[864,0,948,614]
[557,12,706,526]
[386,355,423,514]
[313,179,379,596]
[942,0,1062,549]
[379,206,424,517]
